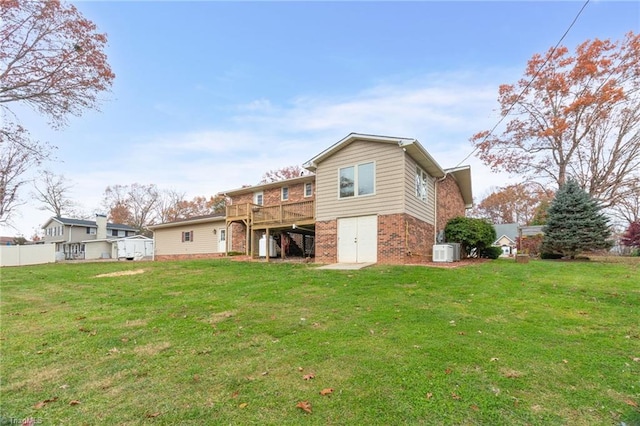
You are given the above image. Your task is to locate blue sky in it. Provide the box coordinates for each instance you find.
[3,0,638,237]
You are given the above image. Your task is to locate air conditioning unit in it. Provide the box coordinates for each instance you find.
[433,244,453,262]
[449,243,461,261]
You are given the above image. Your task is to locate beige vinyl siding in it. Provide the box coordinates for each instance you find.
[153,220,226,256]
[403,155,436,224]
[316,141,406,221]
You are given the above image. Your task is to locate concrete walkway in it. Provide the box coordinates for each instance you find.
[316,262,376,270]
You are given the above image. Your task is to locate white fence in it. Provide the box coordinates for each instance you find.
[0,244,56,267]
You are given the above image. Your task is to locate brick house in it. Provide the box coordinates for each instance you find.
[220,133,472,264]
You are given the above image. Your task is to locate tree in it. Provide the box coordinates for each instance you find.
[157,194,227,223]
[471,183,553,225]
[1,0,114,224]
[444,217,497,258]
[620,221,640,250]
[0,122,51,225]
[541,180,611,259]
[471,32,640,210]
[1,0,115,127]
[260,165,306,183]
[102,184,159,232]
[32,170,77,217]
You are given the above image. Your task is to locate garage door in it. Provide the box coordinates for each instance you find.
[337,215,377,263]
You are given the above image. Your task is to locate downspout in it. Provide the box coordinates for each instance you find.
[434,174,448,244]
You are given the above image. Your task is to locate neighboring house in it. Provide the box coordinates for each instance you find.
[493,223,519,256]
[148,214,227,261]
[218,133,472,264]
[42,214,138,260]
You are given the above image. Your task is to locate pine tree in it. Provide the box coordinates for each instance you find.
[541,180,611,259]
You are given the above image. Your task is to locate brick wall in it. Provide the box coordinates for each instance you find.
[315,220,337,263]
[229,222,247,253]
[436,175,466,233]
[155,253,225,261]
[378,213,435,264]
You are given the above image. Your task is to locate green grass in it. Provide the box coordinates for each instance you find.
[1,258,639,425]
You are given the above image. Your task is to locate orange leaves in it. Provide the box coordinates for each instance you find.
[302,373,315,381]
[319,388,333,396]
[34,397,58,409]
[296,400,312,413]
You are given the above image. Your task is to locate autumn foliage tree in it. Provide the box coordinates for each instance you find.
[620,221,640,252]
[472,32,640,210]
[0,0,114,224]
[471,183,553,225]
[260,165,306,183]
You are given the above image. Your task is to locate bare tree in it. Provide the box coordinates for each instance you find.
[103,184,159,232]
[32,170,77,217]
[1,0,115,127]
[0,122,51,225]
[155,188,187,223]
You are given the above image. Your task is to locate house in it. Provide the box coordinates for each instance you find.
[218,133,472,264]
[148,214,227,261]
[493,223,519,256]
[42,214,138,260]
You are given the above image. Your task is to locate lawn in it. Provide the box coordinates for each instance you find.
[1,258,638,425]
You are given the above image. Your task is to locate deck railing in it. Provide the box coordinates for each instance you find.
[226,200,315,226]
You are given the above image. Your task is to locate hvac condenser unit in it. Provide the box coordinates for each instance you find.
[433,244,454,262]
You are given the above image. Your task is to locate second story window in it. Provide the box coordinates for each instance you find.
[416,166,429,203]
[304,182,313,197]
[339,162,375,198]
[281,187,289,201]
[254,191,264,206]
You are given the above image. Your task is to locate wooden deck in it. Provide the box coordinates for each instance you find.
[226,200,315,228]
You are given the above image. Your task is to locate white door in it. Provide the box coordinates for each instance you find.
[218,228,226,253]
[337,215,377,263]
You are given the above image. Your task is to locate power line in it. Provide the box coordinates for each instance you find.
[454,0,591,169]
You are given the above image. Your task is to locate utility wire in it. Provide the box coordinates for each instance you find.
[453,0,590,169]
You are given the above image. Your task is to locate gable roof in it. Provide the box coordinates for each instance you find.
[493,223,519,244]
[303,132,473,207]
[148,213,226,230]
[42,216,137,231]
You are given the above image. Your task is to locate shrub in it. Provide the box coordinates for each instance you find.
[480,246,503,259]
[444,217,496,258]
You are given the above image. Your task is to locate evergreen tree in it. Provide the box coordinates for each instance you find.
[541,180,611,258]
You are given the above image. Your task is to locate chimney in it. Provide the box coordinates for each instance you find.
[96,214,107,240]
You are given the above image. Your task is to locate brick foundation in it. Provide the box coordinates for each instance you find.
[315,220,337,264]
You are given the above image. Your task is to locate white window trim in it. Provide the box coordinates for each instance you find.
[281,187,289,201]
[253,191,264,206]
[338,161,376,199]
[304,182,313,198]
[416,166,429,203]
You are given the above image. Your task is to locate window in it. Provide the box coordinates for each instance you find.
[281,187,289,201]
[112,229,118,237]
[220,229,226,242]
[416,166,429,202]
[87,227,96,235]
[339,162,375,198]
[304,182,313,197]
[181,231,193,242]
[254,191,263,206]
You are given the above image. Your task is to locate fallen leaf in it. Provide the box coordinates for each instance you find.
[451,393,462,400]
[146,412,160,418]
[562,359,569,364]
[296,400,312,413]
[34,397,58,409]
[632,357,640,362]
[426,392,433,400]
[320,388,333,396]
[445,368,452,375]
[458,332,466,335]
[298,366,304,371]
[193,374,200,382]
[238,402,248,409]
[470,404,479,411]
[303,373,315,380]
[625,399,638,408]
[231,391,239,399]
[490,357,499,362]
[69,400,81,406]
[261,371,269,376]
